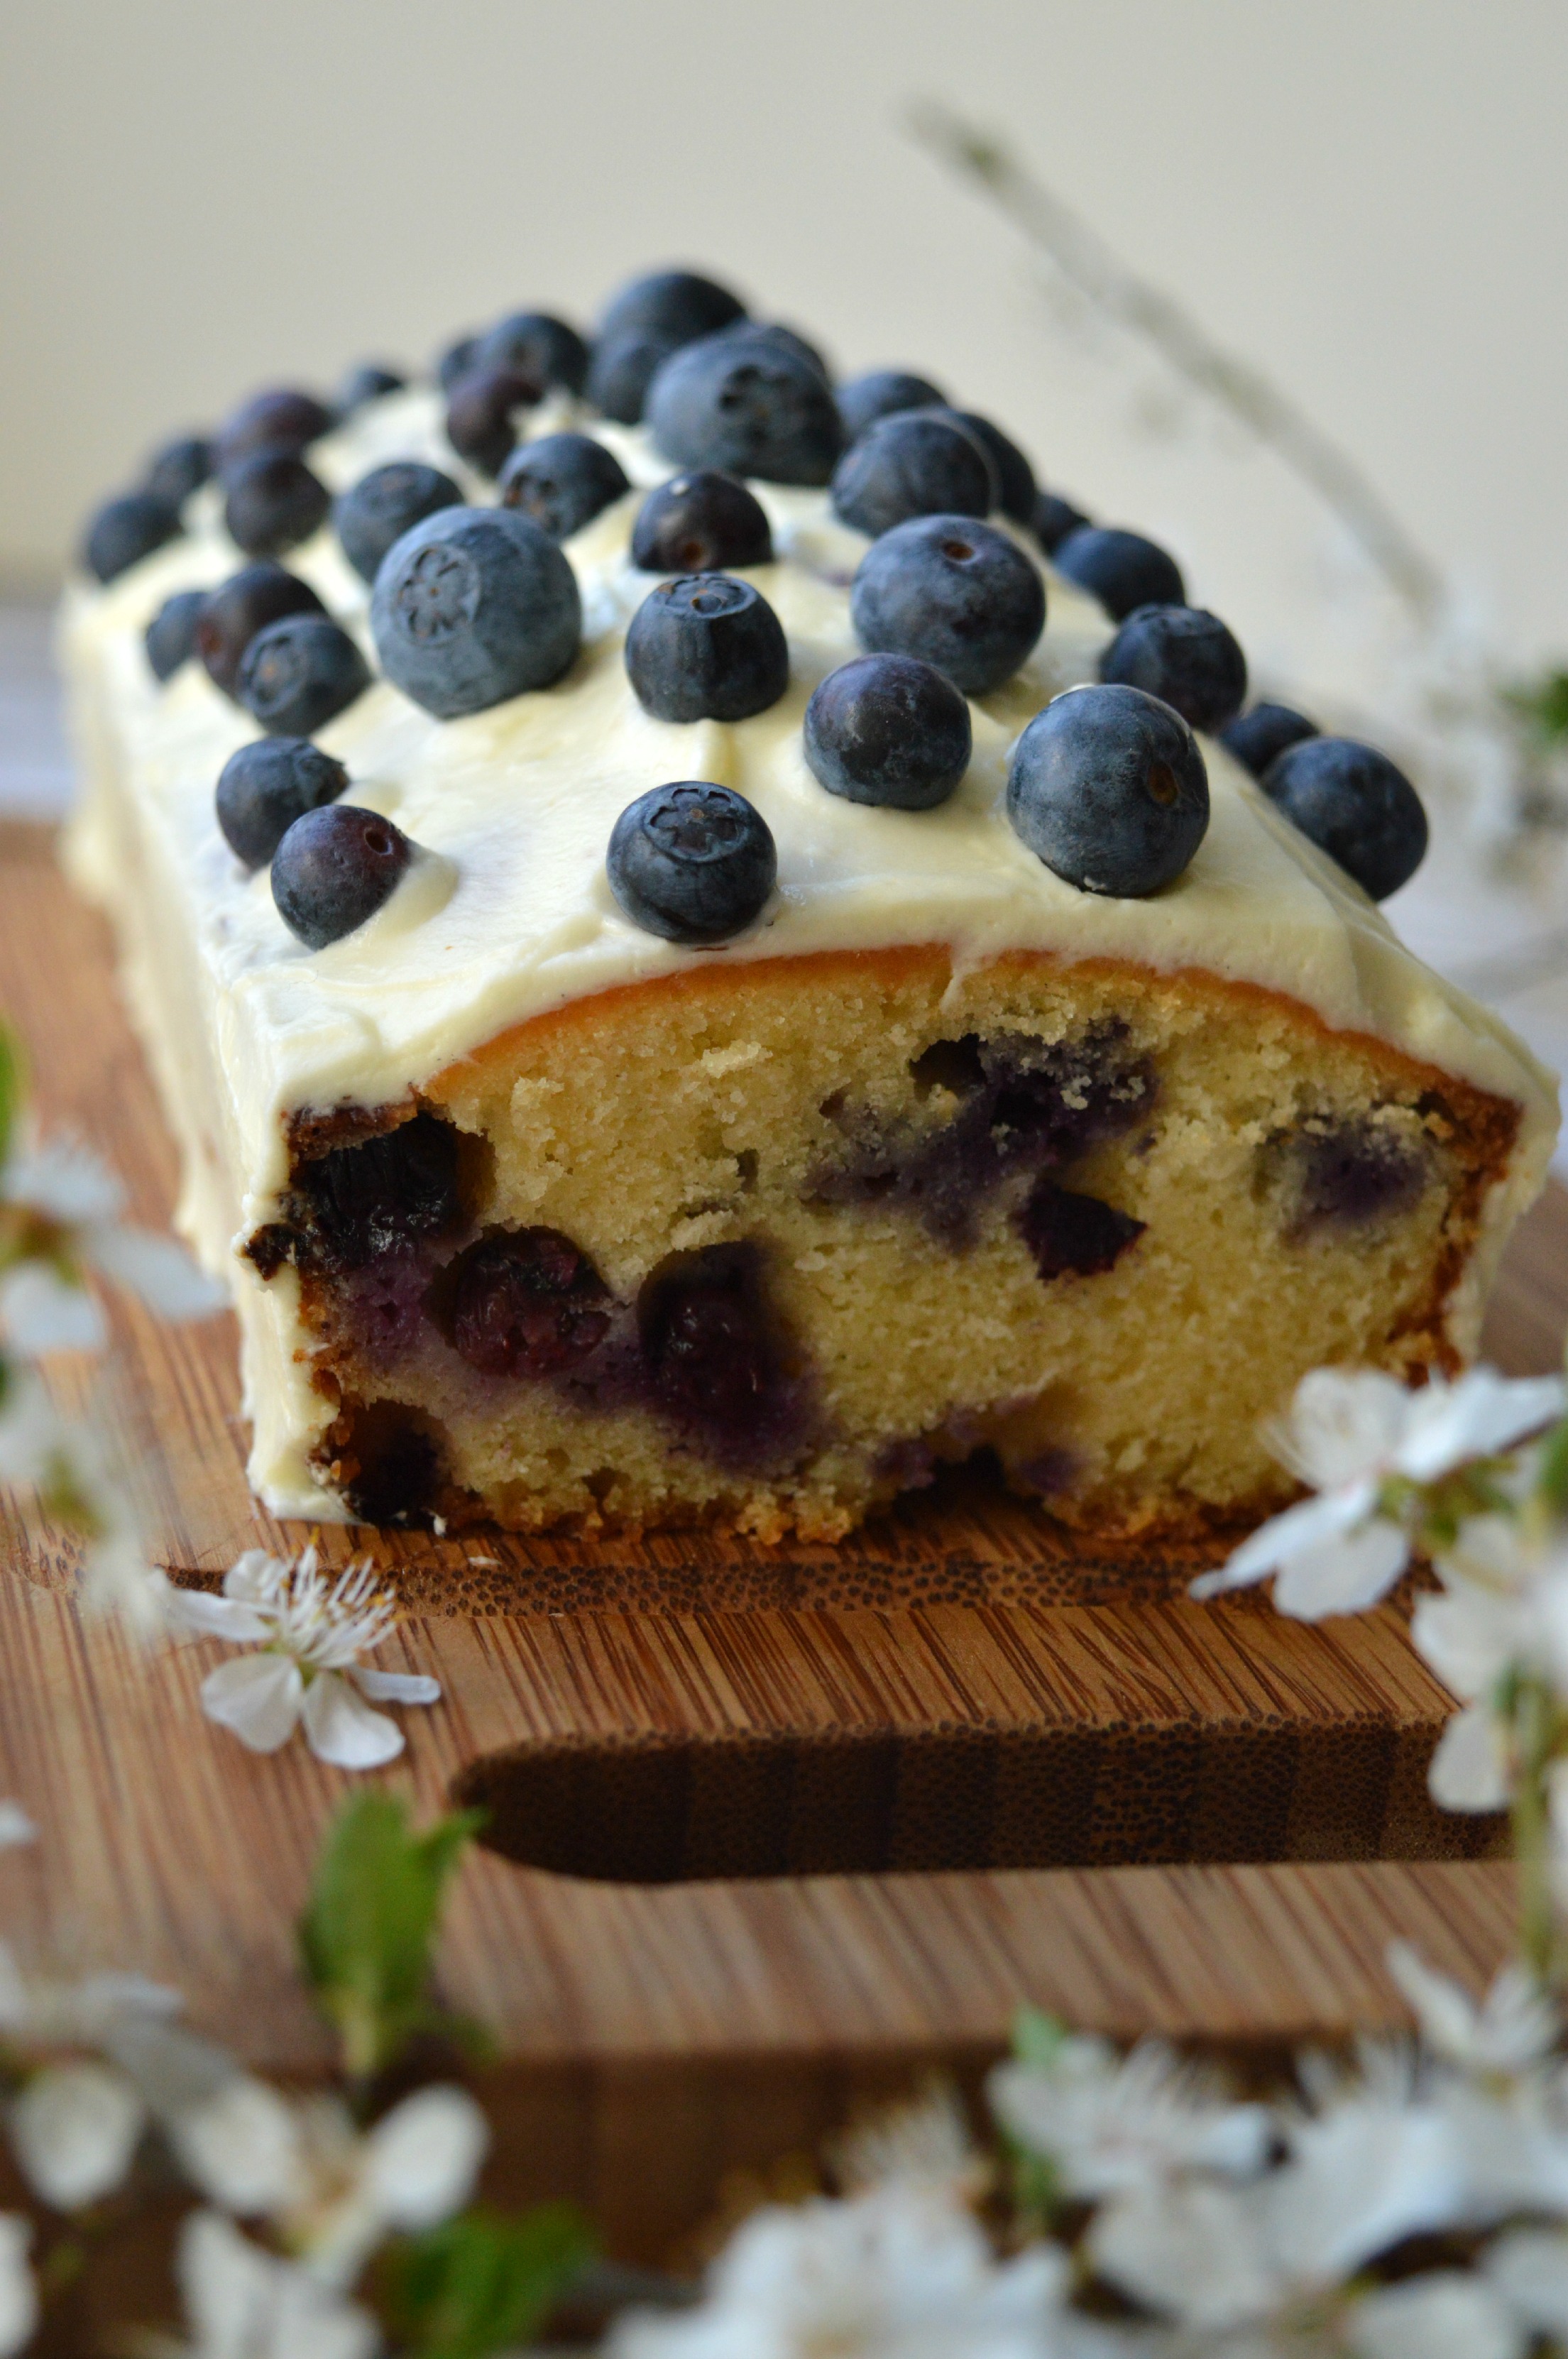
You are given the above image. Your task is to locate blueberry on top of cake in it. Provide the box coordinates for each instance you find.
[59,266,1557,1543]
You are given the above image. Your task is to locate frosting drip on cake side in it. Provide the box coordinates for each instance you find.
[60,383,1558,1274]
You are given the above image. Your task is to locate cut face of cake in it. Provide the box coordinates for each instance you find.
[60,322,1557,1545]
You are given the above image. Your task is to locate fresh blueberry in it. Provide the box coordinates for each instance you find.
[335,461,463,585]
[475,311,591,395]
[449,1228,610,1379]
[586,331,677,424]
[637,1240,796,1459]
[607,781,776,943]
[444,364,542,477]
[1007,683,1210,896]
[850,513,1045,696]
[836,370,948,443]
[82,492,181,584]
[371,507,581,719]
[436,332,481,392]
[498,432,630,542]
[1053,525,1185,620]
[144,589,207,682]
[598,268,748,350]
[1098,603,1247,733]
[214,387,334,471]
[144,434,213,510]
[216,736,349,866]
[196,562,327,697]
[222,448,331,557]
[945,410,1036,525]
[647,332,843,486]
[237,614,371,738]
[1220,701,1320,779]
[1260,737,1427,900]
[631,471,772,573]
[711,317,831,382]
[335,362,406,414]
[830,411,995,540]
[624,575,789,723]
[804,654,971,811]
[272,804,412,948]
[1033,491,1091,554]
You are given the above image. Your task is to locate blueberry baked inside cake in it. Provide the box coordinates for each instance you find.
[61,268,1557,1542]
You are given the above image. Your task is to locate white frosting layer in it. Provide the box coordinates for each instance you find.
[61,386,1559,1338]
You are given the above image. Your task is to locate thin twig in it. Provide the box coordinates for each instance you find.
[909,102,1446,627]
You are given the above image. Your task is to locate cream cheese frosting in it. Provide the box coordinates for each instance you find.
[60,385,1559,1394]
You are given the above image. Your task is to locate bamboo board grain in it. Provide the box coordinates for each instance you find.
[0,819,1557,2255]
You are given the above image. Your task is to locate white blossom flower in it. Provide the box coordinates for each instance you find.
[0,1939,180,2047]
[989,2032,1271,2199]
[170,1549,440,1769]
[830,2082,988,2205]
[1192,1367,1564,1621]
[1385,1944,1559,2078]
[0,1369,172,1641]
[1408,1516,1568,1810]
[608,2184,1067,2359]
[172,2077,486,2288]
[0,1803,34,1849]
[174,2208,378,2359]
[1347,2269,1522,2359]
[0,2218,36,2359]
[1483,2227,1568,2341]
[9,2057,145,2209]
[0,1136,223,1354]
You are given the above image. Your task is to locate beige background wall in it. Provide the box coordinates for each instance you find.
[3,0,1565,716]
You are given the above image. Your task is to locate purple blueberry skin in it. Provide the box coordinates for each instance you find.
[83,492,182,584]
[144,434,213,509]
[607,781,777,945]
[1034,491,1091,554]
[830,411,997,540]
[215,736,349,867]
[498,432,631,542]
[647,332,843,487]
[710,317,832,383]
[475,311,591,395]
[586,331,678,425]
[944,410,1036,524]
[803,654,971,810]
[625,575,789,724]
[444,364,543,477]
[1007,683,1210,897]
[850,513,1046,697]
[1220,701,1320,779]
[1052,525,1185,620]
[335,363,407,415]
[144,588,207,682]
[1098,603,1248,735]
[336,461,464,586]
[272,804,412,948]
[222,448,331,558]
[835,369,948,443]
[196,564,327,698]
[237,614,371,738]
[597,268,748,350]
[371,506,582,720]
[632,471,773,574]
[213,387,334,472]
[1260,736,1428,901]
[435,332,481,392]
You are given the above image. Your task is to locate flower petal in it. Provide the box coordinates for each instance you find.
[1484,2228,1568,2338]
[352,1666,442,1706]
[171,2076,304,2215]
[84,1224,226,1322]
[1428,1702,1511,1812]
[0,2214,37,2359]
[1411,1587,1515,1700]
[0,1262,106,1354]
[200,1655,305,1753]
[366,2084,488,2229]
[0,1805,34,1851]
[165,1588,275,1644]
[300,1673,405,1769]
[1191,1483,1378,1599]
[1279,1367,1413,1489]
[1271,1518,1409,1619]
[9,2061,145,2210]
[1396,1369,1567,1482]
[1349,2269,1521,2359]
[4,1141,121,1225]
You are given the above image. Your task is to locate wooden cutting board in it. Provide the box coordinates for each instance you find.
[0,819,1555,2258]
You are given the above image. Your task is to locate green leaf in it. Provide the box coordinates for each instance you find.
[1011,2003,1068,2068]
[297,1793,486,2080]
[1504,669,1568,745]
[1537,1415,1568,1516]
[378,2204,593,2359]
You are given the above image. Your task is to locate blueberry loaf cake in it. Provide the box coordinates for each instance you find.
[61,268,1557,1542]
